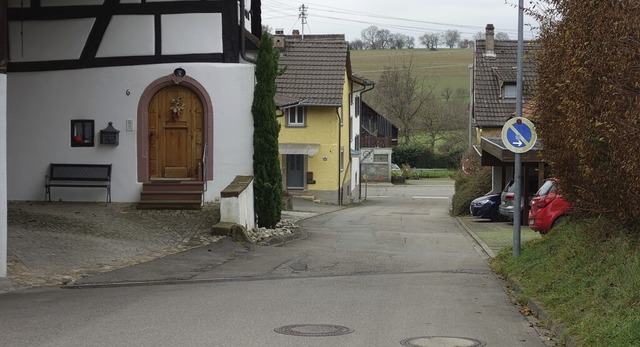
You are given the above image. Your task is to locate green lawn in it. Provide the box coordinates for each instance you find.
[350,48,474,96]
[492,219,640,346]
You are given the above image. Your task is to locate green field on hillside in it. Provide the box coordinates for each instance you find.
[350,48,474,95]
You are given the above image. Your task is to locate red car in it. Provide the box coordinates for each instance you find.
[528,178,571,233]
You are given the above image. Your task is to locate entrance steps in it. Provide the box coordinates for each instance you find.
[138,181,204,210]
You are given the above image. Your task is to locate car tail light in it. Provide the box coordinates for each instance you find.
[505,192,515,201]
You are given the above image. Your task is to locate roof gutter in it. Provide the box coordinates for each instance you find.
[336,107,343,205]
[239,0,257,64]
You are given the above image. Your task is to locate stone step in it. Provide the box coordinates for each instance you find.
[142,181,204,192]
[140,191,204,201]
[136,200,202,210]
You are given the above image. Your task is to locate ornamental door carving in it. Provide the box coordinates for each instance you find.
[148,85,204,180]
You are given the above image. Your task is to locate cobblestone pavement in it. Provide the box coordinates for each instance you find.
[5,201,222,291]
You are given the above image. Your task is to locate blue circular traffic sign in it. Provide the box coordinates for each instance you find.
[501,117,537,153]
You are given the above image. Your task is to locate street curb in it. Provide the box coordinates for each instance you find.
[507,277,577,347]
[454,217,496,258]
[258,229,308,246]
[456,217,571,346]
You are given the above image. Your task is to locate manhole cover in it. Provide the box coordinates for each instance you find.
[400,336,485,347]
[274,324,354,337]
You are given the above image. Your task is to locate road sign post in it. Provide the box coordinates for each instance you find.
[500,0,534,257]
[501,116,537,257]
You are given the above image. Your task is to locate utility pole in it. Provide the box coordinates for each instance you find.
[299,4,307,40]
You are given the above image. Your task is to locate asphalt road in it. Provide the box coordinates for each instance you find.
[0,180,549,347]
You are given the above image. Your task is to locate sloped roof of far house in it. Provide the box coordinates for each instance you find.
[275,34,348,107]
[474,40,538,128]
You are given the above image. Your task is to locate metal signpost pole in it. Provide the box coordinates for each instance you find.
[513,0,525,257]
[468,64,473,148]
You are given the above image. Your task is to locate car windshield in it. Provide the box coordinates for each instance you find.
[535,180,555,196]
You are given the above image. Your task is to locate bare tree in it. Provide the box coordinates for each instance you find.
[421,96,467,152]
[458,39,475,49]
[419,32,440,49]
[441,87,454,101]
[361,26,379,49]
[375,29,392,49]
[443,30,461,49]
[349,39,365,50]
[495,32,510,40]
[406,36,415,49]
[373,55,438,144]
[389,33,414,49]
[473,31,484,41]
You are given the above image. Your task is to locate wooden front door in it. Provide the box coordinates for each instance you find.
[148,85,204,180]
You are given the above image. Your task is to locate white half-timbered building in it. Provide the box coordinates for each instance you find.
[0,0,262,276]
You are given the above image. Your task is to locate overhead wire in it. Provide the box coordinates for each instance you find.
[262,0,534,39]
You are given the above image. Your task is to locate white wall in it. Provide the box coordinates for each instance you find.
[0,74,6,277]
[220,180,255,231]
[9,19,93,62]
[350,92,361,200]
[7,63,255,203]
[9,11,224,62]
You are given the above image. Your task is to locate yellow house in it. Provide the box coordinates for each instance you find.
[274,32,373,205]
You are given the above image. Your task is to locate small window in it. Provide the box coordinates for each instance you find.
[503,84,517,99]
[340,146,344,171]
[354,134,360,151]
[355,96,360,117]
[286,106,306,127]
[71,120,95,147]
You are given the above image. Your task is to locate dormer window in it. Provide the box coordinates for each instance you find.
[503,83,517,99]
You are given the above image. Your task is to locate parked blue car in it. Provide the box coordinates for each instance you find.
[470,192,504,222]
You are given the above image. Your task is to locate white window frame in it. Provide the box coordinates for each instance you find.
[503,84,517,99]
[286,106,306,127]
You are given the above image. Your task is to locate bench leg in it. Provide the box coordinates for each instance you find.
[45,186,51,202]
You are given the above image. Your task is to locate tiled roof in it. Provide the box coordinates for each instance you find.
[474,40,538,128]
[275,35,348,107]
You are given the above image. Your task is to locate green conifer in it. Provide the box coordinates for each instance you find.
[252,33,282,228]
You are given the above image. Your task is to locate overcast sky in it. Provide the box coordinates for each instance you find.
[261,0,539,42]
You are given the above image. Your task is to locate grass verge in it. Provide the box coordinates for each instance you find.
[491,218,640,346]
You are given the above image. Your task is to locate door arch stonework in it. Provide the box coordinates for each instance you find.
[137,73,214,182]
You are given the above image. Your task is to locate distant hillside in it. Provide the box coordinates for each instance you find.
[350,48,474,95]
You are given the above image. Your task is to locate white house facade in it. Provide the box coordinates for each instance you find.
[0,0,263,276]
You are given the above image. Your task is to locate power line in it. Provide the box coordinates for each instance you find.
[262,0,536,39]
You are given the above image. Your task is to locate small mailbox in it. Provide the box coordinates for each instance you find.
[100,122,120,145]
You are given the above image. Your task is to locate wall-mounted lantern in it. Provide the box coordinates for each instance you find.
[100,122,120,145]
[174,67,186,77]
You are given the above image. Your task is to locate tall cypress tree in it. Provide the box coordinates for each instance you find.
[252,33,282,228]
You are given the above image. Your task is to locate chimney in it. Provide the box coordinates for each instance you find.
[292,29,300,36]
[274,28,285,49]
[485,24,495,57]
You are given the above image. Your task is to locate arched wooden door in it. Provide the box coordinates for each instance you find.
[148,85,204,180]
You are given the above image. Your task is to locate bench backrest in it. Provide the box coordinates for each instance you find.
[49,164,112,181]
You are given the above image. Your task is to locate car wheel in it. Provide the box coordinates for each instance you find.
[552,215,567,229]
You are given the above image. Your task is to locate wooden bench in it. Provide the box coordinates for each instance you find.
[45,164,112,202]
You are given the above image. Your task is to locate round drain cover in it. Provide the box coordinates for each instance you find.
[401,336,485,347]
[274,324,354,337]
